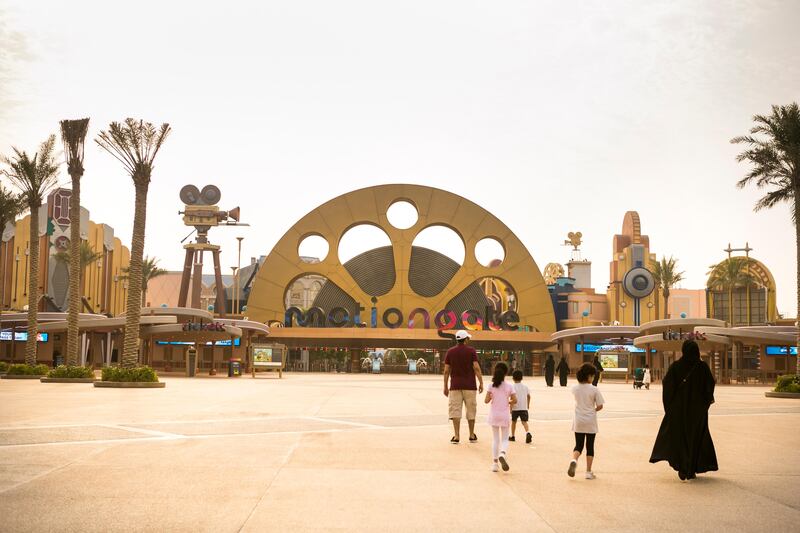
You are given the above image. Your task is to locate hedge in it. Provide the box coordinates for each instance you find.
[47,365,96,379]
[774,374,800,394]
[7,363,51,376]
[101,366,159,383]
[0,361,8,373]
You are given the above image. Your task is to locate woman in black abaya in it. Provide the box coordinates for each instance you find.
[556,356,569,387]
[649,340,718,480]
[545,354,555,387]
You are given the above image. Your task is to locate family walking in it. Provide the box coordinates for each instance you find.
[444,332,718,482]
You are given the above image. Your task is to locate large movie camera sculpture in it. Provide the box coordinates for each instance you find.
[177,184,244,315]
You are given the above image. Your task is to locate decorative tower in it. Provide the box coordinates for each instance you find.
[564,231,592,290]
[607,212,658,325]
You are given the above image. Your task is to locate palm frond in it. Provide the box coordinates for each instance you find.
[60,118,90,174]
[95,119,171,182]
[1,135,61,207]
[731,102,800,215]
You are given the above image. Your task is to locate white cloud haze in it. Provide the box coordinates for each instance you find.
[1,0,798,315]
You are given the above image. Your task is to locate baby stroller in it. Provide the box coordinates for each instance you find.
[633,367,645,389]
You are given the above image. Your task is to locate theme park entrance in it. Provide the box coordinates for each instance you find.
[265,326,554,374]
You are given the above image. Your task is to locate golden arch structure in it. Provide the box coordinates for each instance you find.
[247,184,556,341]
[706,256,778,325]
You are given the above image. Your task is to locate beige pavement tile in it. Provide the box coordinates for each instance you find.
[241,468,555,532]
[0,375,797,532]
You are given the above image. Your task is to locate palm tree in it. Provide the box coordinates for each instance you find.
[60,118,90,367]
[732,102,800,373]
[0,186,24,309]
[707,257,756,325]
[96,119,171,368]
[652,256,685,319]
[121,256,167,307]
[1,135,60,365]
[53,240,103,299]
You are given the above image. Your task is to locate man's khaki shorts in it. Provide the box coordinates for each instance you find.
[448,389,477,420]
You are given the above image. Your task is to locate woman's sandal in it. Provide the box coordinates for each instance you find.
[450,436,459,444]
[469,434,478,443]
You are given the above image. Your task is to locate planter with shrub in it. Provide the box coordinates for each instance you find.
[765,374,800,398]
[0,361,8,375]
[93,365,165,388]
[41,365,97,383]
[1,363,51,379]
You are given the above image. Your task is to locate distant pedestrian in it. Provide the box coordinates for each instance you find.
[643,364,651,390]
[650,340,718,481]
[557,356,569,387]
[485,362,517,472]
[567,363,605,480]
[544,354,555,387]
[509,370,532,444]
[592,356,604,386]
[443,330,484,444]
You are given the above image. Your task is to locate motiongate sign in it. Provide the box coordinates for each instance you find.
[284,304,520,331]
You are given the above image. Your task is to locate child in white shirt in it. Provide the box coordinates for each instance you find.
[567,363,605,480]
[509,370,532,444]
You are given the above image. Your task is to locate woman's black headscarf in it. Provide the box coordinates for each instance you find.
[681,340,701,363]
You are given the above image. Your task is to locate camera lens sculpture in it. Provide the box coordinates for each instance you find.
[177,184,242,315]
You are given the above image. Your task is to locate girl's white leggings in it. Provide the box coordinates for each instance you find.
[491,425,510,460]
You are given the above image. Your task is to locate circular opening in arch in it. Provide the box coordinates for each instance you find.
[386,200,418,229]
[338,224,392,264]
[298,235,329,263]
[284,274,328,310]
[412,225,465,265]
[475,238,505,267]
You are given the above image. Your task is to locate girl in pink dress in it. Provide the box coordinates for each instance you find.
[484,362,517,472]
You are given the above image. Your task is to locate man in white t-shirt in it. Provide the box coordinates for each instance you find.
[509,370,532,444]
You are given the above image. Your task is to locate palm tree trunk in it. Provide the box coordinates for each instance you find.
[728,287,733,326]
[24,204,40,366]
[120,182,148,368]
[664,288,670,319]
[66,173,81,366]
[795,192,799,376]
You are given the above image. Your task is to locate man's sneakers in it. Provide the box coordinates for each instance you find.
[585,471,596,480]
[491,462,499,472]
[498,452,510,471]
[508,436,516,442]
[567,460,577,478]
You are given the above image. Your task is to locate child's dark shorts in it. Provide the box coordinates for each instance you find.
[511,410,529,422]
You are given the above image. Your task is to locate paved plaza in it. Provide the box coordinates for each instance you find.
[0,374,798,532]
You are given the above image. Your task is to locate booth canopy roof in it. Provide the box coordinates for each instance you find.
[266,327,554,351]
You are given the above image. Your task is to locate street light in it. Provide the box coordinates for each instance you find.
[619,301,627,324]
[230,266,238,316]
[236,237,244,314]
[647,301,654,322]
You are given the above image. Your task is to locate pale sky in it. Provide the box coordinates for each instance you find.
[1,0,798,316]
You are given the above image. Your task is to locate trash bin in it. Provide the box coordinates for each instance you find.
[186,347,197,377]
[228,358,242,377]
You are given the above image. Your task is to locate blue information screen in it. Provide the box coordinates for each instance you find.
[156,338,241,347]
[0,331,49,342]
[765,346,798,356]
[576,343,651,353]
